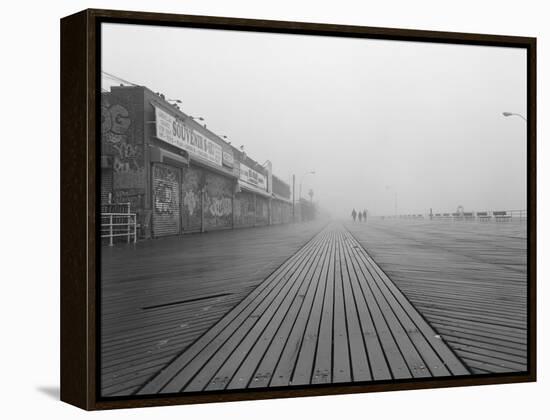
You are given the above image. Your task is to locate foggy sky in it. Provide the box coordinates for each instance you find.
[102,23,527,218]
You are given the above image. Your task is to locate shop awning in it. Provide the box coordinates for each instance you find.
[238,181,272,198]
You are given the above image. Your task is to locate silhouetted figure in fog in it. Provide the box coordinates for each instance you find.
[363,209,367,223]
[351,208,357,222]
[358,212,363,222]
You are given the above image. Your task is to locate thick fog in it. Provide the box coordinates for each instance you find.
[102,23,527,218]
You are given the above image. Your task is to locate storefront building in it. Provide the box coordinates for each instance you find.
[101,85,292,240]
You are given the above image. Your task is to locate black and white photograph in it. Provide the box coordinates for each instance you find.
[99,20,530,398]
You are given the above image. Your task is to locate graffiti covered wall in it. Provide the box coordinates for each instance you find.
[101,95,145,191]
[255,196,269,226]
[181,166,203,232]
[152,164,181,236]
[234,191,256,227]
[204,172,233,230]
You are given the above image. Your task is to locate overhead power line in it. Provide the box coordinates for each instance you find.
[101,71,139,87]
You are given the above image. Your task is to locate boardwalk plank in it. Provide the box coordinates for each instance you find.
[176,233,326,393]
[346,219,527,375]
[244,234,331,389]
[138,222,477,394]
[138,232,325,394]
[310,232,336,384]
[208,233,330,390]
[341,235,392,380]
[338,232,372,382]
[347,235,469,376]
[342,237,412,380]
[332,233,352,383]
[287,235,333,386]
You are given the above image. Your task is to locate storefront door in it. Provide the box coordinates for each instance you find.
[152,163,181,237]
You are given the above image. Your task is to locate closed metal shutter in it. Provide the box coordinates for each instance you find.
[152,163,181,237]
[255,196,269,226]
[235,191,255,227]
[204,172,233,230]
[181,166,203,232]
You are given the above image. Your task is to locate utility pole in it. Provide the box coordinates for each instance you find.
[292,174,295,223]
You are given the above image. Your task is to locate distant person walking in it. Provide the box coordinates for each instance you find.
[358,212,363,222]
[363,209,367,223]
[351,208,357,222]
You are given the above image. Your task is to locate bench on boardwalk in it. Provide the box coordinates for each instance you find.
[462,212,475,221]
[476,211,492,221]
[493,211,512,222]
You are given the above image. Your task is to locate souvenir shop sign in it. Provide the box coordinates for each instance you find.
[154,105,222,167]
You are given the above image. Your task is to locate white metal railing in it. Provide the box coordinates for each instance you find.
[101,212,137,246]
[428,209,527,222]
[379,209,527,222]
[506,209,527,220]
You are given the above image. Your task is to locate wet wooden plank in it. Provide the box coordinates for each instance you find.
[140,223,468,393]
[310,231,336,384]
[332,233,352,383]
[102,222,328,396]
[205,232,330,391]
[338,232,372,382]
[138,229,326,394]
[286,234,333,387]
[245,234,331,389]
[346,219,527,375]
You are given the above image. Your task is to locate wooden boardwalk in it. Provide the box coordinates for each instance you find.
[100,221,327,396]
[346,220,528,375]
[138,223,469,395]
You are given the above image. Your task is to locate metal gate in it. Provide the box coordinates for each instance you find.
[152,163,181,237]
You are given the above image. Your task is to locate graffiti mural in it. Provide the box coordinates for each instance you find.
[154,183,176,214]
[152,164,180,236]
[208,197,232,217]
[235,191,255,227]
[101,96,145,189]
[183,191,199,216]
[181,166,203,232]
[204,172,233,229]
[113,188,144,212]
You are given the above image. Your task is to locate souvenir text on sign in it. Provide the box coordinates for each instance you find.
[154,105,222,167]
[239,162,267,191]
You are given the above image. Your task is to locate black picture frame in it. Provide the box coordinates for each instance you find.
[60,8,536,410]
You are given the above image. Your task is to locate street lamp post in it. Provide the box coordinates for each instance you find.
[502,111,527,122]
[299,171,315,222]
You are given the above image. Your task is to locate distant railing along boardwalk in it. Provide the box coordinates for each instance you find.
[382,209,526,222]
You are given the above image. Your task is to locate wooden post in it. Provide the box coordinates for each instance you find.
[253,193,257,227]
[292,174,295,223]
[232,193,235,229]
[127,203,131,243]
[200,188,205,233]
[109,214,113,247]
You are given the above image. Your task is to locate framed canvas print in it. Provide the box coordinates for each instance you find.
[60,9,536,410]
